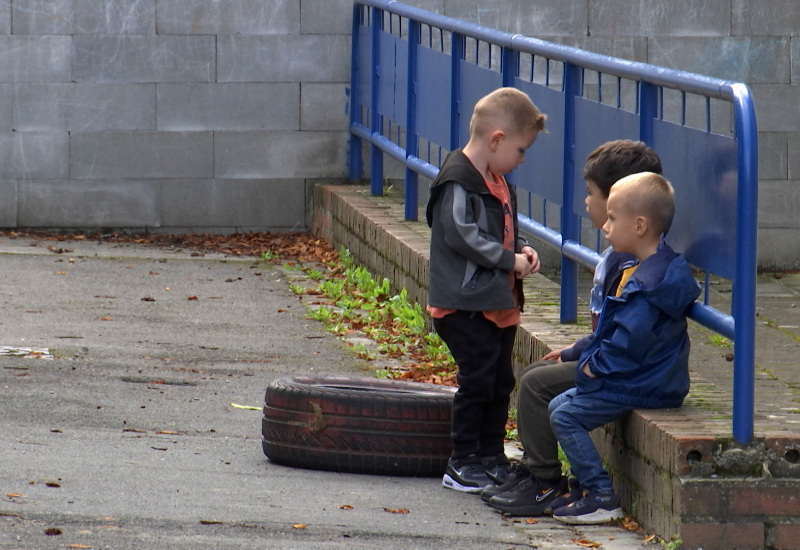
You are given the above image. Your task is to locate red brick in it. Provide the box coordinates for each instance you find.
[730,486,800,516]
[681,523,725,550]
[724,523,764,549]
[679,482,723,516]
[775,523,800,550]
[673,436,718,476]
[765,434,800,462]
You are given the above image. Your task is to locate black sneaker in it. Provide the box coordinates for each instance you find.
[552,492,625,525]
[547,477,583,512]
[487,476,568,516]
[480,462,531,502]
[442,456,494,493]
[482,454,513,485]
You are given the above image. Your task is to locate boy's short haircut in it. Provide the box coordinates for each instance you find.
[583,140,662,198]
[613,172,676,236]
[469,87,547,138]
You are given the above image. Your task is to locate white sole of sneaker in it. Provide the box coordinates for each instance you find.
[553,507,625,525]
[442,474,492,494]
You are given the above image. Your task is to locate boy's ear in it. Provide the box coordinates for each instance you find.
[488,130,505,150]
[635,215,649,236]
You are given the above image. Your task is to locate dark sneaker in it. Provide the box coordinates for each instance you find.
[487,476,568,516]
[547,477,583,512]
[552,492,625,525]
[442,456,494,493]
[482,454,514,485]
[480,462,531,502]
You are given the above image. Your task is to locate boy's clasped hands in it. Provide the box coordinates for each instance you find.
[515,246,540,279]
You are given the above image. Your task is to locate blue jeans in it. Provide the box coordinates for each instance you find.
[548,388,635,495]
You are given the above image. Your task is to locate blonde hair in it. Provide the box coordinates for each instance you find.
[469,87,547,138]
[610,172,676,236]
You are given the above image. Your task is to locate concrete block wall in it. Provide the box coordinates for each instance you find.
[0,0,798,268]
[0,0,351,233]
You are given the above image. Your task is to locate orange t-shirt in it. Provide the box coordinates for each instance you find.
[428,173,520,328]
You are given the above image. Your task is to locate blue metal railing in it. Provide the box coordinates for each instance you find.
[348,0,758,444]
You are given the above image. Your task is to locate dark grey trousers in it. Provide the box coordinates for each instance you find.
[515,360,577,480]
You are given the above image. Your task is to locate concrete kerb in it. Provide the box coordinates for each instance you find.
[313,183,800,550]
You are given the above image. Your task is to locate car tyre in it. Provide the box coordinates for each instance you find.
[262,376,456,477]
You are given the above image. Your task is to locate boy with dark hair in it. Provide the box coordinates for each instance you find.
[426,87,547,493]
[550,171,700,524]
[485,140,663,515]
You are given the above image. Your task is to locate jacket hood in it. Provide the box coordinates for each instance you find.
[620,242,701,319]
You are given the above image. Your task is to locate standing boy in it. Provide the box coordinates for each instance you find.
[550,172,701,524]
[426,87,547,493]
[485,140,662,515]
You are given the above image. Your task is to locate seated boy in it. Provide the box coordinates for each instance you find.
[484,140,662,515]
[549,171,701,525]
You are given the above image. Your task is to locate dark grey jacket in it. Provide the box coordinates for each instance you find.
[425,150,528,312]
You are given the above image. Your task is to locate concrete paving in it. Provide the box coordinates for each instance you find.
[0,236,661,550]
[2,234,797,549]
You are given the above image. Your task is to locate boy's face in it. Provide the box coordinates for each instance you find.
[488,128,538,176]
[584,179,608,229]
[602,189,639,254]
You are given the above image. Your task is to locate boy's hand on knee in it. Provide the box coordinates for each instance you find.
[542,349,563,361]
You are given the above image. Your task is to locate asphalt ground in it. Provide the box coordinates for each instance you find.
[0,236,663,550]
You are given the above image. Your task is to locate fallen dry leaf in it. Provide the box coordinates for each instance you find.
[44,527,62,536]
[620,516,641,531]
[338,504,354,510]
[524,517,538,524]
[66,544,91,549]
[293,524,308,529]
[383,507,409,514]
[643,534,656,542]
[6,493,22,498]
[572,539,601,548]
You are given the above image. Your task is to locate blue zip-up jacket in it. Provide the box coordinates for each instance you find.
[560,247,637,362]
[576,242,701,409]
[425,150,528,312]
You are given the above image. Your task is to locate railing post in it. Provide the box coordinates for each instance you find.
[404,19,420,221]
[348,3,363,183]
[560,61,581,323]
[370,6,384,196]
[732,84,758,445]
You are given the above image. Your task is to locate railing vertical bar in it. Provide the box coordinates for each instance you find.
[639,80,658,145]
[348,3,363,183]
[369,6,384,196]
[450,32,465,151]
[560,61,581,323]
[404,19,420,221]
